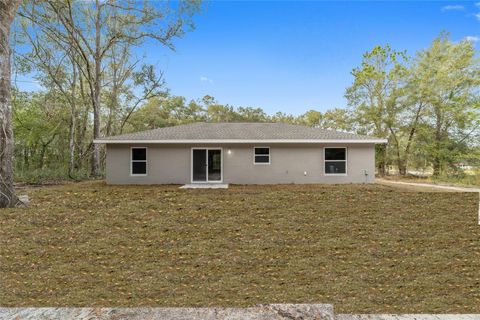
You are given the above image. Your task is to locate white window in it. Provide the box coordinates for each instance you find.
[254,147,270,164]
[324,147,347,175]
[131,147,147,176]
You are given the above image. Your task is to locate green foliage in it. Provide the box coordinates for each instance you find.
[13,0,202,180]
[431,172,480,187]
[13,90,69,170]
[14,167,89,184]
[411,34,480,175]
[346,44,409,174]
[346,34,480,176]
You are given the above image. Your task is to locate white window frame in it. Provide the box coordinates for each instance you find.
[131,147,147,176]
[324,147,347,176]
[253,146,271,165]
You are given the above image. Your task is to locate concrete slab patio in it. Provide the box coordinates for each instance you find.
[180,183,229,189]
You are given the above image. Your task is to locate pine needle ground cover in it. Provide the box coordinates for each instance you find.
[1,182,479,313]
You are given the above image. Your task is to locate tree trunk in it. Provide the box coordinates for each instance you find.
[68,59,77,178]
[398,161,407,176]
[432,157,441,177]
[90,0,102,177]
[38,144,47,169]
[0,1,21,208]
[376,144,387,176]
[75,73,88,170]
[23,146,29,170]
[68,104,76,178]
[387,127,406,176]
[91,84,101,176]
[106,51,118,137]
[432,108,443,177]
[400,102,423,176]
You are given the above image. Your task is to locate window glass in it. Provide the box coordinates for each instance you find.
[132,161,147,175]
[325,161,346,174]
[132,148,147,161]
[255,148,270,155]
[325,148,346,160]
[192,149,207,181]
[255,155,270,163]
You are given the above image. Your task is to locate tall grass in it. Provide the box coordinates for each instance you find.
[431,171,480,187]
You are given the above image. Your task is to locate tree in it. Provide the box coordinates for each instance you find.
[236,107,267,122]
[413,35,480,176]
[17,24,81,177]
[13,91,66,171]
[322,108,354,132]
[345,45,408,175]
[19,0,201,176]
[126,95,207,132]
[207,104,238,122]
[118,64,167,134]
[301,110,323,127]
[0,0,22,207]
[300,108,354,131]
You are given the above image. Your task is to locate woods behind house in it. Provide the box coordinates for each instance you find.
[9,2,480,184]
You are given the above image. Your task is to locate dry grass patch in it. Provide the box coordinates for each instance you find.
[1,182,479,313]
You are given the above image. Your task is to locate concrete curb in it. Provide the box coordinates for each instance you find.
[0,304,334,320]
[338,315,480,320]
[2,307,480,320]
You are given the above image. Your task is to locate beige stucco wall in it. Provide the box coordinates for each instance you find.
[106,143,376,184]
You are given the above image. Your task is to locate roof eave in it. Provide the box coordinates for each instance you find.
[94,139,388,144]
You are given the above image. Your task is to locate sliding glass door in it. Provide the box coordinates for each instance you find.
[192,148,222,182]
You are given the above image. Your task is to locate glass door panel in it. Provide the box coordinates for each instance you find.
[207,149,222,181]
[192,149,207,182]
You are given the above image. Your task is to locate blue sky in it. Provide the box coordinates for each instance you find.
[18,1,480,115]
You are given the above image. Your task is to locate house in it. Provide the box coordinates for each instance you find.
[93,122,387,185]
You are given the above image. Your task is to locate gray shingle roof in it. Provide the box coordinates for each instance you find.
[95,122,385,143]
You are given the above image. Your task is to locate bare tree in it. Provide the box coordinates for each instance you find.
[19,0,200,176]
[0,0,22,207]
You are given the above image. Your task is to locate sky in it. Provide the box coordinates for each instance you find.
[18,1,480,116]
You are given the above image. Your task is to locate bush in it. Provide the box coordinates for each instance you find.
[431,170,480,187]
[15,167,91,184]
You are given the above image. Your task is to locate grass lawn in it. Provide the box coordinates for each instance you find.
[1,182,479,313]
[381,174,480,188]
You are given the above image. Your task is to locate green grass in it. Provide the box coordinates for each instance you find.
[431,172,480,187]
[382,171,480,188]
[1,182,479,313]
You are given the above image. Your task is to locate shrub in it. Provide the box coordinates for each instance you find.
[14,167,91,184]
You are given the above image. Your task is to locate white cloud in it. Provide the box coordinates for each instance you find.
[441,4,465,11]
[465,36,479,42]
[200,76,213,84]
[475,12,480,20]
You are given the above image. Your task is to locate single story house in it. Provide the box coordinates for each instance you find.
[94,122,387,185]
